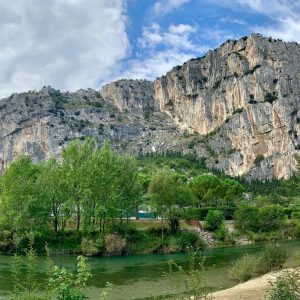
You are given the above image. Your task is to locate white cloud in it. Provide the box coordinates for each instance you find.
[0,0,129,99]
[118,23,209,81]
[138,23,197,50]
[212,0,300,42]
[120,50,195,80]
[220,17,247,26]
[153,0,191,16]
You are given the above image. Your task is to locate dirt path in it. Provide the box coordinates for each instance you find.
[211,272,276,300]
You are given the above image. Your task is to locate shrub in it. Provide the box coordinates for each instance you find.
[259,205,285,232]
[257,243,287,275]
[293,222,300,238]
[265,92,278,103]
[182,207,214,221]
[213,225,229,241]
[254,154,264,165]
[230,254,258,282]
[291,211,300,219]
[235,205,260,232]
[233,107,244,114]
[81,238,99,256]
[105,234,127,256]
[220,205,236,220]
[178,231,206,251]
[204,210,224,231]
[266,269,300,300]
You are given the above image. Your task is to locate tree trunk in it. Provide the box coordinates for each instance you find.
[76,203,80,231]
[161,215,164,242]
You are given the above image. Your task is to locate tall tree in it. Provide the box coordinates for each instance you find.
[149,168,195,239]
[191,173,221,206]
[0,156,44,233]
[37,159,70,234]
[61,138,96,231]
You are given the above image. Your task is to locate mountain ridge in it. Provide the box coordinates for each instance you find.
[1,33,300,180]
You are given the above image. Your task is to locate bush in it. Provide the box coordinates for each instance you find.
[203,210,224,231]
[235,205,260,232]
[251,230,285,243]
[257,243,287,274]
[178,231,206,251]
[105,234,127,256]
[182,207,214,221]
[254,154,264,165]
[81,238,99,256]
[293,222,300,238]
[291,211,300,219]
[220,205,236,220]
[259,205,285,232]
[213,225,229,241]
[230,254,258,282]
[266,269,300,300]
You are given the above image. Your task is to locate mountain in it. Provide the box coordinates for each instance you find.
[1,33,300,180]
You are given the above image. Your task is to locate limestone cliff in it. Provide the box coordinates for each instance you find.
[1,33,300,180]
[154,33,300,180]
[0,83,185,173]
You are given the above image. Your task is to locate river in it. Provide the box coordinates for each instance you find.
[1,240,300,299]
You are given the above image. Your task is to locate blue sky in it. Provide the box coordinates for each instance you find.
[0,0,300,98]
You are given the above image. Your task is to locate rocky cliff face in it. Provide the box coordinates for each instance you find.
[1,33,300,180]
[154,33,300,180]
[0,82,186,173]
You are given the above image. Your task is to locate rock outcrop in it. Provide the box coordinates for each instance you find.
[1,34,300,180]
[154,33,300,180]
[0,82,185,173]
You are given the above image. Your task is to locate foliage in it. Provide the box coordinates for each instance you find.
[0,156,45,233]
[213,225,229,242]
[148,168,195,238]
[203,210,224,231]
[235,204,285,234]
[254,154,264,165]
[256,243,287,274]
[48,255,92,300]
[165,248,210,299]
[80,238,99,256]
[105,234,127,256]
[266,269,300,300]
[258,205,285,232]
[229,253,258,282]
[190,174,243,207]
[178,231,206,252]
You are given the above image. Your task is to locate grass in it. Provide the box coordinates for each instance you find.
[133,220,194,231]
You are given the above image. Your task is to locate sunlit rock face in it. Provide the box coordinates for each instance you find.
[1,34,300,180]
[0,82,183,173]
[154,34,300,180]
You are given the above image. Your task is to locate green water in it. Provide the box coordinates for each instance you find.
[1,240,300,299]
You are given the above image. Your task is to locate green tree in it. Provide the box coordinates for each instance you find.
[61,138,96,231]
[219,178,244,204]
[149,168,195,238]
[203,210,224,231]
[191,174,220,206]
[235,205,260,232]
[258,205,285,232]
[0,156,45,233]
[115,156,141,222]
[37,159,70,234]
[85,141,119,233]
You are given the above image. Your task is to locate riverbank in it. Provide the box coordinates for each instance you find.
[211,267,300,300]
[211,271,275,299]
[0,220,296,257]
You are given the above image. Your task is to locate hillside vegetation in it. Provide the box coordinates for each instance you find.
[1,138,300,256]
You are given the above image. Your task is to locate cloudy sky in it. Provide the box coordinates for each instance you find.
[0,0,300,98]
